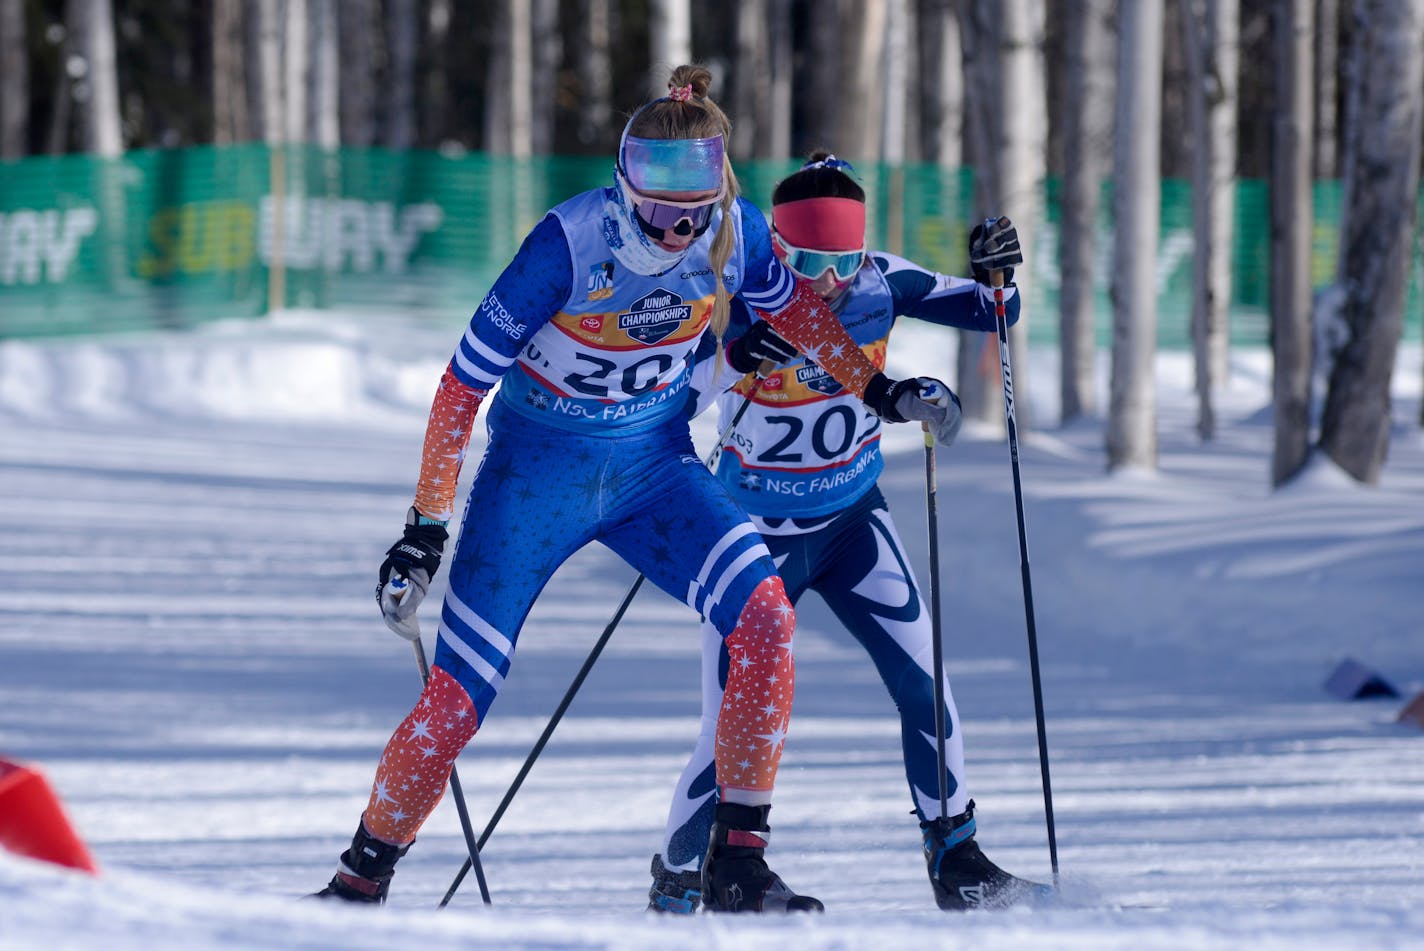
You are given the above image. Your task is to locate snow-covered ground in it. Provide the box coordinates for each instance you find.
[1,312,1421,950]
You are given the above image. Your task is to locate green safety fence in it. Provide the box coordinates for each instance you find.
[1,143,1420,345]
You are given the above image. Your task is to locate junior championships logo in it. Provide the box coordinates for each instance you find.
[617,287,692,345]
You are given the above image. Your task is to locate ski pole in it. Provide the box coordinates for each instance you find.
[408,623,493,905]
[921,422,950,821]
[439,365,772,907]
[989,252,1060,884]
[438,573,644,907]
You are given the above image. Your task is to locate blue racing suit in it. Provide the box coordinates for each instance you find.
[658,254,1021,871]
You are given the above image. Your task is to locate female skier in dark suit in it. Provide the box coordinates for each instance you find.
[649,154,1044,913]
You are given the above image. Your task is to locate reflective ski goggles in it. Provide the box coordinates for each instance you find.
[775,234,866,282]
[621,134,725,192]
[619,172,724,241]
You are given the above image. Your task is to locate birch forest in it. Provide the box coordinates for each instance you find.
[0,0,1421,486]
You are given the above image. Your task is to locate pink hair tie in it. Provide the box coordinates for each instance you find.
[668,83,695,102]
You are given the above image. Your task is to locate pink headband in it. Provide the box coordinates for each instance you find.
[772,197,866,250]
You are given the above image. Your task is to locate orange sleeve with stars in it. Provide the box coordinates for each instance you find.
[761,279,883,400]
[412,362,486,523]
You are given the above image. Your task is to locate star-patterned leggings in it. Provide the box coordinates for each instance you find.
[360,398,797,845]
[657,488,969,871]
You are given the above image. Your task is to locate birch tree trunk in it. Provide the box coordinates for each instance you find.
[1106,0,1163,471]
[1319,0,1423,482]
[649,0,692,98]
[483,3,511,153]
[1334,0,1362,249]
[255,0,285,313]
[956,0,1046,431]
[283,0,309,144]
[956,0,1002,423]
[482,0,533,156]
[212,0,248,146]
[337,0,377,146]
[311,0,339,149]
[45,17,74,154]
[882,0,912,165]
[899,1,922,162]
[1184,0,1240,441]
[995,0,1046,434]
[508,0,532,157]
[841,0,888,163]
[422,1,451,146]
[954,0,1044,433]
[384,0,417,150]
[767,0,793,159]
[805,0,844,152]
[1312,0,1339,178]
[1058,0,1114,424]
[74,0,123,156]
[731,0,771,160]
[530,0,560,154]
[917,0,962,168]
[577,0,613,148]
[0,0,29,157]
[729,0,792,159]
[256,0,283,144]
[1269,0,1314,486]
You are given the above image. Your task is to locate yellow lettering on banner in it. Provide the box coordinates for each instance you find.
[216,204,256,270]
[139,207,180,278]
[137,201,256,278]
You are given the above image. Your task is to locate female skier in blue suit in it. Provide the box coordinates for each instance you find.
[313,70,961,913]
[648,153,1044,912]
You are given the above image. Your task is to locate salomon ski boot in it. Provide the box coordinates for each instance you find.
[921,801,1050,910]
[648,854,702,914]
[309,822,412,904]
[701,803,822,913]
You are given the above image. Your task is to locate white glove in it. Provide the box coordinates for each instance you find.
[379,573,429,641]
[892,377,963,448]
[376,508,446,640]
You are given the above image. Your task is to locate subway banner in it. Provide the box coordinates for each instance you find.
[0,144,1419,345]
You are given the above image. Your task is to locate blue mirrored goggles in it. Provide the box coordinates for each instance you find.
[778,237,866,282]
[621,134,725,192]
[620,173,723,240]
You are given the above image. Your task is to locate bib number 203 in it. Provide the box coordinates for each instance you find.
[759,406,879,463]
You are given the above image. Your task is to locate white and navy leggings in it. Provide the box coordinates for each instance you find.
[659,487,969,871]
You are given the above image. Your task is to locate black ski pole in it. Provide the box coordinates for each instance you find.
[437,573,644,907]
[990,249,1060,885]
[439,365,771,907]
[412,635,493,904]
[921,422,950,821]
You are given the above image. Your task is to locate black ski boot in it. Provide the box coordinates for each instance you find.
[309,822,412,904]
[701,803,822,913]
[647,854,702,914]
[921,801,1049,910]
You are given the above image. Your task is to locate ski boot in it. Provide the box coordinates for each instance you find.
[701,803,823,913]
[647,854,703,914]
[921,800,1049,910]
[309,821,412,904]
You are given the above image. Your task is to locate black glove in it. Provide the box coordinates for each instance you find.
[863,373,963,447]
[727,319,799,374]
[376,506,449,640]
[969,215,1023,286]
